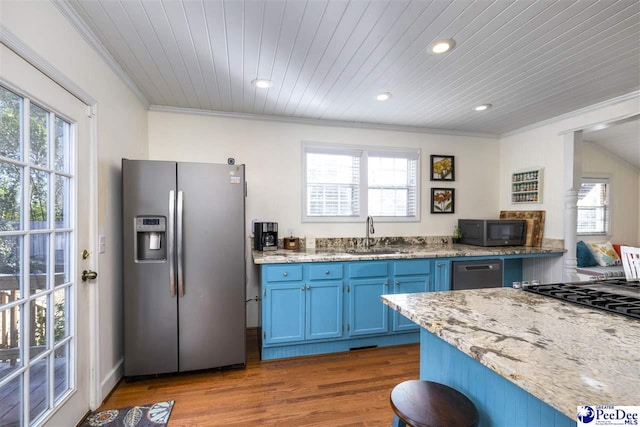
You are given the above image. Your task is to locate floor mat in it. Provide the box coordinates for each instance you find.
[79,400,174,427]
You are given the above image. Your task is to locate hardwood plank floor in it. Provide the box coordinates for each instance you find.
[95,330,419,426]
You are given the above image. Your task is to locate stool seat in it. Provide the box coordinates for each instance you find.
[390,380,479,427]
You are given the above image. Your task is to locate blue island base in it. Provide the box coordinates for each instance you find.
[419,330,575,427]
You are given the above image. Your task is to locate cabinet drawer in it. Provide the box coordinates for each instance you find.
[265,265,303,282]
[349,262,388,278]
[394,259,430,276]
[309,264,343,280]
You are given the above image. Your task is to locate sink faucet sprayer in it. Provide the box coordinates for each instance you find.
[365,216,375,249]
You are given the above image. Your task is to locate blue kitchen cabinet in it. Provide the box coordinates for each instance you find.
[391,260,430,331]
[347,261,389,336]
[263,282,305,344]
[306,263,344,340]
[262,263,343,345]
[432,259,451,291]
[262,265,305,344]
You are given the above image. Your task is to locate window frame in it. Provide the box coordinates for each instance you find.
[302,142,421,223]
[576,176,611,237]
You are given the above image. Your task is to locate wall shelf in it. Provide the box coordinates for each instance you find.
[511,168,543,204]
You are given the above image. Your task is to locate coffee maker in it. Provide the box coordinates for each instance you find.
[254,222,278,251]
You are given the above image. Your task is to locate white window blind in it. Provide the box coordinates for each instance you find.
[306,151,360,217]
[577,178,609,235]
[303,143,420,221]
[368,153,417,217]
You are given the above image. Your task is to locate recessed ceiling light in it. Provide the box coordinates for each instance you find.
[251,78,272,89]
[430,39,456,54]
[376,92,392,101]
[474,104,492,111]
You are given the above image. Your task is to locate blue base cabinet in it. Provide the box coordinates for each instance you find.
[306,280,343,340]
[392,260,430,332]
[261,253,562,360]
[261,258,447,360]
[262,263,343,346]
[263,282,305,344]
[348,261,389,336]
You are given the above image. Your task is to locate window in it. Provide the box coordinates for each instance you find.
[303,143,420,221]
[577,177,610,235]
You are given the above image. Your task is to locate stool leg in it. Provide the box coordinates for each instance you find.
[391,414,407,427]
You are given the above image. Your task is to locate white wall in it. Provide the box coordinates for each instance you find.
[1,0,148,407]
[148,111,500,326]
[500,97,640,242]
[582,141,639,245]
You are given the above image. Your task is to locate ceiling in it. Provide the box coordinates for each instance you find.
[583,115,640,169]
[62,0,639,140]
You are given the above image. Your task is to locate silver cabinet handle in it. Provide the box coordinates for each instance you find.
[177,190,184,297]
[168,190,176,297]
[384,281,389,286]
[325,270,330,275]
[396,280,400,285]
[306,285,311,290]
[283,271,288,277]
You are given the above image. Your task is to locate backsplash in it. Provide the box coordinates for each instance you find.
[250,236,564,250]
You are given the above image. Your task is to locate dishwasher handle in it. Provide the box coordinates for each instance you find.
[464,264,498,271]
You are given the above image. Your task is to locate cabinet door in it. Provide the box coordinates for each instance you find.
[349,278,389,336]
[433,259,451,291]
[306,281,343,340]
[263,283,305,344]
[392,276,429,331]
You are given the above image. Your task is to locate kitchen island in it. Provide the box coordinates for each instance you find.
[381,288,640,427]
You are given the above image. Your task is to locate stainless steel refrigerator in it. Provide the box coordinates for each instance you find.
[122,159,246,377]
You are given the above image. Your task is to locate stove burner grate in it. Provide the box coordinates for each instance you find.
[524,281,640,320]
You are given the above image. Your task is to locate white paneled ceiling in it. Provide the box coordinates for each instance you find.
[63,0,640,136]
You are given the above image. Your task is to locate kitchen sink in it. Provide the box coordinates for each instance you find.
[346,248,407,255]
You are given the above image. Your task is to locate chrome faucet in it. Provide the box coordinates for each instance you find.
[365,216,375,249]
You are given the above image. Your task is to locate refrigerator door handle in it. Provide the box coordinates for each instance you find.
[177,190,185,297]
[168,190,176,297]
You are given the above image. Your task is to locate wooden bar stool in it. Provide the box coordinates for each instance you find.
[390,380,479,427]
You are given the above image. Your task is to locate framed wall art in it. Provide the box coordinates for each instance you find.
[431,188,455,214]
[430,155,455,181]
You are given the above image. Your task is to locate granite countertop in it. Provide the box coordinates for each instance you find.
[381,288,640,418]
[252,244,564,264]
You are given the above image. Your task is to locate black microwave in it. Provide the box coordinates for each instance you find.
[458,219,526,246]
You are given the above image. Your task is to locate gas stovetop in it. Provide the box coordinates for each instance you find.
[524,279,640,320]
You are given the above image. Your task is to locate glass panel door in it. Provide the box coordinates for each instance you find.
[0,42,93,426]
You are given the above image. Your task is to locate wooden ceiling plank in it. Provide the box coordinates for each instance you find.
[162,0,213,110]
[140,0,203,109]
[422,0,634,121]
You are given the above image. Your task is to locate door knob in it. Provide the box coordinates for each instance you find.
[82,270,98,282]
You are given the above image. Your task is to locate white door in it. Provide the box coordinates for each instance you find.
[0,44,95,425]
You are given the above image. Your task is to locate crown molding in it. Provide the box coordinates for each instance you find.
[53,0,149,108]
[148,105,500,139]
[501,91,640,138]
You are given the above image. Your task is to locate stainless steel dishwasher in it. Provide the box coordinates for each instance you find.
[451,259,503,290]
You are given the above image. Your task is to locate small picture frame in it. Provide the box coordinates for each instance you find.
[430,155,455,181]
[431,188,455,214]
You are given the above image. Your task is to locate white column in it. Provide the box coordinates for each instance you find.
[563,131,583,282]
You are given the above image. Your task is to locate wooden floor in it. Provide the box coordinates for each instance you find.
[96,330,419,426]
